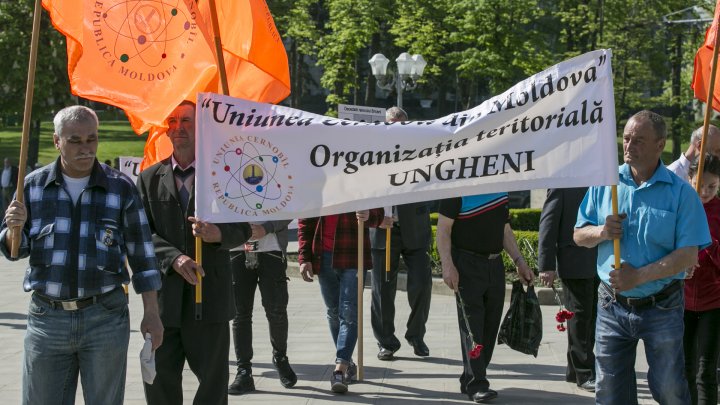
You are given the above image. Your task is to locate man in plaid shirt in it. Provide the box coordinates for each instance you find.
[1,105,163,405]
[298,209,383,393]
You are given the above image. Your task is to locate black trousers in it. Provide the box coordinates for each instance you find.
[230,250,289,369]
[370,226,431,350]
[144,293,230,405]
[561,276,599,385]
[683,307,720,405]
[453,248,505,396]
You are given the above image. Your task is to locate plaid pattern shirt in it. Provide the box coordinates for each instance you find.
[0,158,161,299]
[298,209,383,274]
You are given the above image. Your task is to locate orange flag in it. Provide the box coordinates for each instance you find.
[42,0,218,132]
[692,0,720,109]
[138,0,291,170]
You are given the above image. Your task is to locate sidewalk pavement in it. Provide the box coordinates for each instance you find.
[0,258,655,404]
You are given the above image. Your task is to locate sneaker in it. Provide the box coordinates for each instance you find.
[330,370,348,393]
[272,355,298,388]
[228,367,255,395]
[344,362,357,383]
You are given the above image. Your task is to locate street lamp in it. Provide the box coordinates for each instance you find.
[368,52,426,109]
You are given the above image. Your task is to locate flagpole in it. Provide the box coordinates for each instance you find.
[696,21,720,193]
[192,0,231,320]
[385,228,391,282]
[10,0,42,258]
[611,186,621,272]
[357,219,364,381]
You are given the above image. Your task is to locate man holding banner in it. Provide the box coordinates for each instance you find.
[137,101,252,405]
[0,105,163,405]
[298,209,383,393]
[575,110,710,404]
[371,107,433,361]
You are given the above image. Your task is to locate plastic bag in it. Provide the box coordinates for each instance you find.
[497,280,542,357]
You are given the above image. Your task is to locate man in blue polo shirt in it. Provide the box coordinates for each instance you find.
[574,110,710,404]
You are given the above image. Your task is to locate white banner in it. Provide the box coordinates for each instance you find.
[119,156,143,185]
[196,49,618,222]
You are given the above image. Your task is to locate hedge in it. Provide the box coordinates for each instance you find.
[430,209,540,231]
[429,226,539,274]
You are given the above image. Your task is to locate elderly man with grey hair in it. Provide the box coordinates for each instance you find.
[1,105,163,405]
[371,106,434,361]
[667,125,720,181]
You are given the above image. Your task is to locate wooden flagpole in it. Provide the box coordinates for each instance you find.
[385,228,391,282]
[192,0,230,320]
[611,186,621,271]
[10,0,42,258]
[357,219,364,381]
[696,21,720,193]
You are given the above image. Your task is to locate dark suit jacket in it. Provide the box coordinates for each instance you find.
[370,202,431,250]
[537,188,597,279]
[136,159,251,327]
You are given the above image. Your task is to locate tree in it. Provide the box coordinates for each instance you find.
[0,0,73,165]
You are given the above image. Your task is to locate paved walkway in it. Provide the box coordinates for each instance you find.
[0,258,654,404]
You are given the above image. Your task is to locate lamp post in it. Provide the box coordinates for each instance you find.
[368,52,426,109]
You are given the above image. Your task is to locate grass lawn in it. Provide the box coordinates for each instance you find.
[0,120,146,166]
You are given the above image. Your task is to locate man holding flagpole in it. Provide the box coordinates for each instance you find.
[0,105,163,405]
[575,110,710,404]
[137,101,251,405]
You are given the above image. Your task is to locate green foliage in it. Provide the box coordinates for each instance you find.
[0,121,145,166]
[501,231,539,272]
[0,0,73,122]
[429,225,539,275]
[509,209,542,231]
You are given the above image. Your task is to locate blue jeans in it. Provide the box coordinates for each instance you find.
[318,252,358,364]
[595,284,689,405]
[23,289,130,405]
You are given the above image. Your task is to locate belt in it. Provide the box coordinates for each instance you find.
[601,280,682,310]
[33,289,118,311]
[454,247,501,260]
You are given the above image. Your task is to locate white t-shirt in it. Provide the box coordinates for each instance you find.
[62,174,90,205]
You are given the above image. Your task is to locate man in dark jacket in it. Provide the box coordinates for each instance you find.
[137,101,251,405]
[538,187,598,392]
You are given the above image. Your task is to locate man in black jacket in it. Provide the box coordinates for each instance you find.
[370,107,433,360]
[137,101,251,405]
[538,187,598,392]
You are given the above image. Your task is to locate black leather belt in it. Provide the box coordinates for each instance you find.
[33,289,118,311]
[454,247,501,260]
[601,280,682,310]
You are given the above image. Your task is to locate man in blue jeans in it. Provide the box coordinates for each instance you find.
[574,110,711,404]
[0,105,163,405]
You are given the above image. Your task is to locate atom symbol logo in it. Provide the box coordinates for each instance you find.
[103,0,193,67]
[222,143,284,210]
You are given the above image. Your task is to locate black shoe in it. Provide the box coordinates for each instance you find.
[228,367,255,395]
[578,380,596,392]
[471,389,498,403]
[344,362,357,383]
[377,346,398,361]
[407,338,430,357]
[272,355,297,388]
[330,370,348,393]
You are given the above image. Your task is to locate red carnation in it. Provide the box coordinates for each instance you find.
[557,324,566,332]
[469,343,484,359]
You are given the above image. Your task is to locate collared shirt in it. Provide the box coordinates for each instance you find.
[576,162,710,298]
[439,192,509,255]
[0,157,161,299]
[666,153,690,182]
